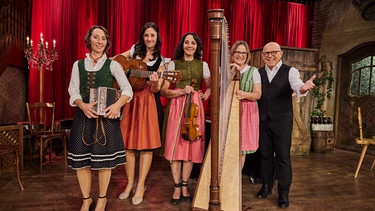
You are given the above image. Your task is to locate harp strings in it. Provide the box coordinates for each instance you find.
[218,17,234,178]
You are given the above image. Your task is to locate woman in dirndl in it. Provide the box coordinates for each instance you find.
[113,22,170,205]
[229,40,261,169]
[161,32,211,205]
[67,25,133,211]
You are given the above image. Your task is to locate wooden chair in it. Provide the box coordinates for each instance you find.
[26,102,67,173]
[0,124,24,190]
[354,107,375,178]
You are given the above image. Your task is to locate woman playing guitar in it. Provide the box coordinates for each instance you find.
[112,22,170,206]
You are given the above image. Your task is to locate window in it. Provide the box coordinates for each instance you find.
[349,55,375,96]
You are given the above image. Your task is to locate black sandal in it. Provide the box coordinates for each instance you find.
[171,183,182,205]
[82,195,93,211]
[181,180,192,202]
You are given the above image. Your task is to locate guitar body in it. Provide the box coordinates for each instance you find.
[114,55,148,92]
[113,55,182,91]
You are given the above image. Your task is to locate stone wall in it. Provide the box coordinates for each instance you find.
[314,0,375,115]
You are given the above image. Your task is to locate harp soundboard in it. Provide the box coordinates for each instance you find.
[192,9,242,211]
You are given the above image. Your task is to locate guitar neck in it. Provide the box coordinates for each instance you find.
[129,70,161,78]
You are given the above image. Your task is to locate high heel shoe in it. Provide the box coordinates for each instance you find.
[181,180,191,202]
[97,195,107,211]
[81,195,93,211]
[132,186,147,205]
[171,183,182,205]
[119,183,136,200]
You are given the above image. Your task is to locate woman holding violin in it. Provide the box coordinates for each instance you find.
[161,32,211,205]
[113,22,170,205]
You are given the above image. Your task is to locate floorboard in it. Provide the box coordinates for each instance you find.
[0,149,374,211]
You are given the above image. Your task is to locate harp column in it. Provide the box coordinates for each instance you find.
[208,9,224,211]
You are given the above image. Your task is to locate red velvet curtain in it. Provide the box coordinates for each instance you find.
[224,0,312,50]
[29,0,100,118]
[28,0,313,120]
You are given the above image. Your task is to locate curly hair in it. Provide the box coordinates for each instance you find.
[174,32,203,60]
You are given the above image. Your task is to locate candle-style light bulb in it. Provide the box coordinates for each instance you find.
[26,36,29,45]
[30,40,33,47]
[40,32,43,39]
[46,41,48,49]
[53,39,56,48]
[41,38,44,45]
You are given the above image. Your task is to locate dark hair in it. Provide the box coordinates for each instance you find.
[174,32,203,60]
[84,25,112,54]
[229,40,251,64]
[133,22,162,60]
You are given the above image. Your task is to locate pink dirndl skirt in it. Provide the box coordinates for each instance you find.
[241,100,259,152]
[163,91,205,163]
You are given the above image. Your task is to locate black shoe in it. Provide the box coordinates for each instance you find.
[256,184,272,199]
[181,180,191,202]
[171,183,182,205]
[181,195,191,202]
[278,194,289,208]
[171,197,182,205]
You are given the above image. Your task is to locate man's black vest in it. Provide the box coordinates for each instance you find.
[258,64,293,121]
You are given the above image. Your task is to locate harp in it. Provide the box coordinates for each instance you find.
[192,9,242,210]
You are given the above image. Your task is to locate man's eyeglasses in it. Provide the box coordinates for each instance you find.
[262,51,281,56]
[234,51,247,55]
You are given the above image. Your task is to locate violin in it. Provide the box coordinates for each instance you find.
[181,80,201,141]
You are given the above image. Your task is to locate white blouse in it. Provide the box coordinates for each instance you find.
[68,53,133,106]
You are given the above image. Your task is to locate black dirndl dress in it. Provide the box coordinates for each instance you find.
[67,59,126,170]
[67,98,126,170]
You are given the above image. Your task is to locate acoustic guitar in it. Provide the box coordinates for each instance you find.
[113,55,182,91]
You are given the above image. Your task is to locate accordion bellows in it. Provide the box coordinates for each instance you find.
[90,87,120,115]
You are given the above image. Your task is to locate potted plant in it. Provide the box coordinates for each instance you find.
[310,55,334,153]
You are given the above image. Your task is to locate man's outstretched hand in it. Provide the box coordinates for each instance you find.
[300,75,316,94]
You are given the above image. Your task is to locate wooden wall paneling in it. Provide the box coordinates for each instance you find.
[250,47,319,155]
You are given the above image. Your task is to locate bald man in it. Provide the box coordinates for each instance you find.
[256,42,315,208]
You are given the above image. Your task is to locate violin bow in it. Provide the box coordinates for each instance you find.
[170,94,188,164]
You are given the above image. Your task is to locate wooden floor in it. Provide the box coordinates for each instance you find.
[0,148,374,211]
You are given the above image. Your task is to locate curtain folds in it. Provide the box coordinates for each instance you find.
[28,0,313,120]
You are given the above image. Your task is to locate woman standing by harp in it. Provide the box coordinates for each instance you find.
[161,32,211,205]
[113,22,170,205]
[229,40,261,169]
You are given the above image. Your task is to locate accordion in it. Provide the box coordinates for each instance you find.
[90,87,120,115]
